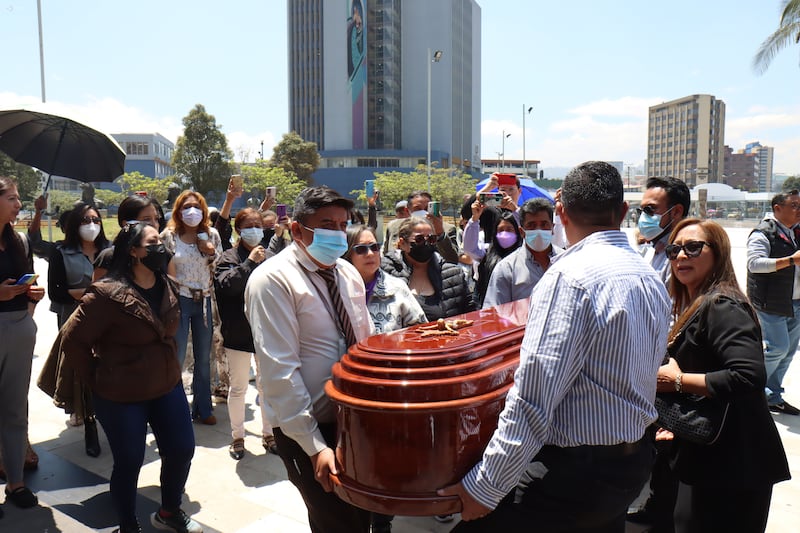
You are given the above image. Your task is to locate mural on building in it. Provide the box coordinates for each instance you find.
[347,0,367,149]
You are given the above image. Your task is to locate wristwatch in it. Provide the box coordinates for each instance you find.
[674,373,683,393]
[789,257,795,267]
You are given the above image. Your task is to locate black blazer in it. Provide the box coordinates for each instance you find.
[668,294,790,488]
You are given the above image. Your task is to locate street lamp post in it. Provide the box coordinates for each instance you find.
[501,131,511,171]
[522,106,532,178]
[427,48,443,192]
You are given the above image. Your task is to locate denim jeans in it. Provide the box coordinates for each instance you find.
[93,383,195,527]
[175,295,214,419]
[756,301,800,405]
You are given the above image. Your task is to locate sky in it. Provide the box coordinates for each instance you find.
[2,0,799,177]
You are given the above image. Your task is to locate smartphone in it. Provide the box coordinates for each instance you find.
[496,173,518,187]
[429,200,441,217]
[479,193,504,208]
[15,273,39,285]
[266,186,277,199]
[275,204,287,218]
[230,174,243,189]
[365,180,375,198]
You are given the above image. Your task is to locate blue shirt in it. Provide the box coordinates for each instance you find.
[461,230,671,509]
[482,244,562,308]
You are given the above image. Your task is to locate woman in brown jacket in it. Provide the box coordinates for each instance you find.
[59,222,201,533]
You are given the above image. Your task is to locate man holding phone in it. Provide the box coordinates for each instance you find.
[477,173,523,214]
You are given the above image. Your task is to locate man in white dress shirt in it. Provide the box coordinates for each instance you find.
[245,186,374,533]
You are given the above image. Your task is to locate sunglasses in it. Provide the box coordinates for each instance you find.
[351,242,379,255]
[409,234,437,246]
[666,240,712,260]
[81,216,102,225]
[636,204,675,217]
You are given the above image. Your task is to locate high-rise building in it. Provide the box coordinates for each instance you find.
[723,145,758,190]
[288,0,482,195]
[744,141,774,192]
[647,94,725,187]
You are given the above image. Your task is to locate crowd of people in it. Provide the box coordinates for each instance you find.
[0,164,794,533]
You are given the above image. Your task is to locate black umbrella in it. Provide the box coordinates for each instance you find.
[0,109,125,189]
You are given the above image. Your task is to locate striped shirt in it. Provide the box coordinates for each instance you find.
[462,230,670,509]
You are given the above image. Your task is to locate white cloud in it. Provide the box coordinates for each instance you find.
[0,92,281,163]
[568,96,663,119]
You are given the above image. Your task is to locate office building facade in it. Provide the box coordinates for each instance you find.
[744,141,774,192]
[111,133,175,179]
[288,0,482,195]
[647,94,726,187]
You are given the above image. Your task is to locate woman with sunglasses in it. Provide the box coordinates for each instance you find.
[657,218,789,532]
[344,224,426,334]
[213,208,278,460]
[47,202,110,457]
[381,216,473,323]
[161,190,222,426]
[58,222,202,533]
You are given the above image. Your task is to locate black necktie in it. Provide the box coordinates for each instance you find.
[317,268,359,348]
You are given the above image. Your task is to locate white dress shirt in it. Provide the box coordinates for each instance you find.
[244,243,374,456]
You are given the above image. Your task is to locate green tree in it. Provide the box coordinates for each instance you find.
[782,175,800,191]
[362,165,477,214]
[0,151,43,201]
[172,104,233,195]
[241,165,307,207]
[46,190,81,214]
[117,171,177,204]
[270,132,320,183]
[753,0,800,74]
[93,188,126,209]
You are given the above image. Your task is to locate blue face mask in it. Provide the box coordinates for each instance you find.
[239,227,264,247]
[300,224,348,266]
[524,229,552,252]
[638,206,675,242]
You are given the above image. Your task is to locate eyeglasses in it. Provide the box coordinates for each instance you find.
[781,202,800,210]
[351,243,379,255]
[409,234,437,246]
[636,205,675,217]
[665,240,712,260]
[81,216,102,225]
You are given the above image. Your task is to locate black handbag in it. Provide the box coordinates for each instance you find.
[654,392,730,445]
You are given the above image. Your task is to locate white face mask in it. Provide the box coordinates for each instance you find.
[182,207,203,227]
[78,223,101,242]
[410,210,428,219]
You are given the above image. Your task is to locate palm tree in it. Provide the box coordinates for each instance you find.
[753,0,800,74]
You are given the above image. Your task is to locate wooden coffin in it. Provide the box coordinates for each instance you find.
[325,299,529,516]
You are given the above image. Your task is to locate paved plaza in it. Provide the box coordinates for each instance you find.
[1,227,798,532]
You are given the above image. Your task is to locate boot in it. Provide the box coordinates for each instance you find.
[85,417,101,458]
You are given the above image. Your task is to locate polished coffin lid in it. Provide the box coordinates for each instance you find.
[328,299,530,516]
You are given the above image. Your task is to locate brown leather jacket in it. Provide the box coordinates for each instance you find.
[58,274,182,403]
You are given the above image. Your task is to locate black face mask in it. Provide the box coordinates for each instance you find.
[140,244,169,272]
[262,227,275,245]
[408,242,436,263]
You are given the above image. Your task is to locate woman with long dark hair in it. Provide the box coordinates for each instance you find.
[59,222,201,533]
[380,217,473,322]
[473,210,522,308]
[0,176,45,511]
[657,218,790,532]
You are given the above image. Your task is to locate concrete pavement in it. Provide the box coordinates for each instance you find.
[2,226,799,532]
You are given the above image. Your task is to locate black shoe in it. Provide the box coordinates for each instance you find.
[4,486,38,508]
[769,401,800,415]
[626,508,654,525]
[229,439,245,461]
[85,418,102,457]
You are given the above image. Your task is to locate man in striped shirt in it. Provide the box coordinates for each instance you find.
[440,161,671,531]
